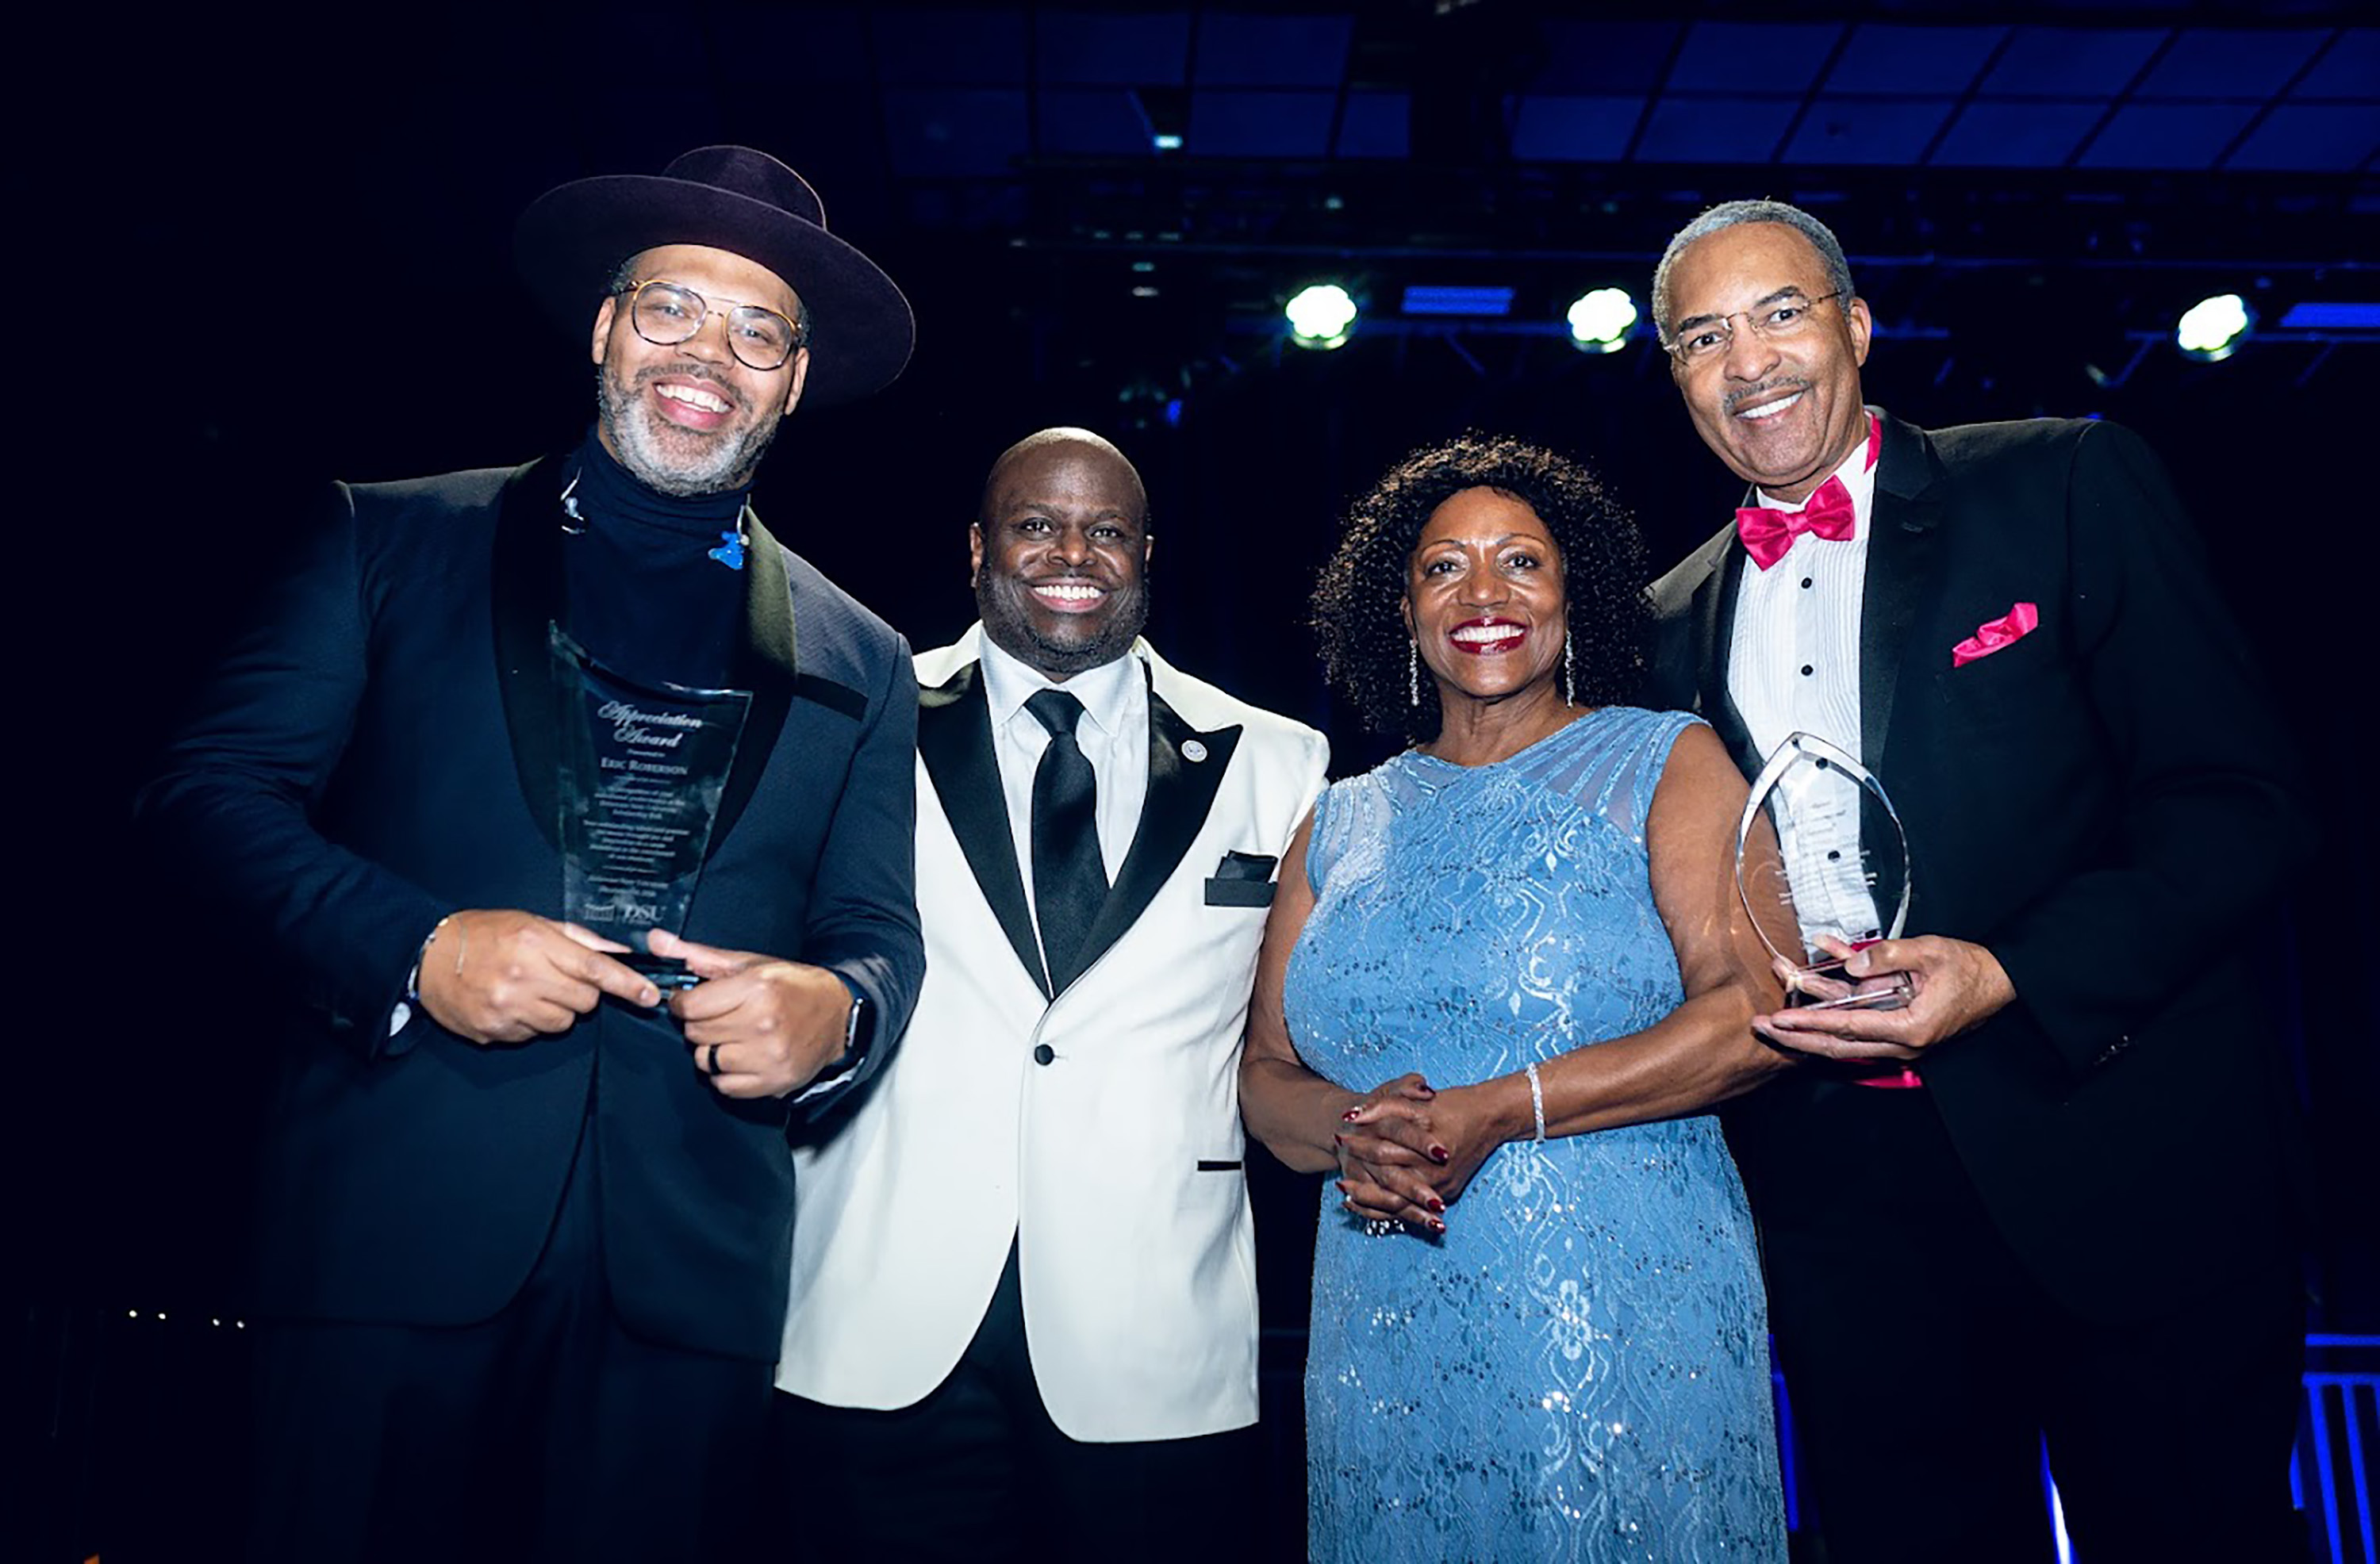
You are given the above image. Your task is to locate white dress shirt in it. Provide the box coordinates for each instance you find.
[1728,416,1884,946]
[976,635,1150,965]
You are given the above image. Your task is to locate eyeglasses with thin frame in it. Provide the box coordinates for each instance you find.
[618,279,807,372]
[1664,290,1845,366]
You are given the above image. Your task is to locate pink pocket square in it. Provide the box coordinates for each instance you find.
[1951,602,2039,668]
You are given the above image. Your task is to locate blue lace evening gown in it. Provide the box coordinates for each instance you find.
[1284,707,1785,1562]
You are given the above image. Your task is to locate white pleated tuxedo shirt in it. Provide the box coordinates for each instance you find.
[1728,417,1886,945]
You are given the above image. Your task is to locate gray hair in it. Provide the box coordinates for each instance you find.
[1651,200,1856,347]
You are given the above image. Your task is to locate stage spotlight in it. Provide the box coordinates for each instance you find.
[1566,288,1638,353]
[2176,294,2254,362]
[1287,283,1359,350]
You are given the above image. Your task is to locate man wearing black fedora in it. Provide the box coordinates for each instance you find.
[136,147,925,1561]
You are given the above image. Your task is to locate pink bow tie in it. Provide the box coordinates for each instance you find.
[1737,476,1856,571]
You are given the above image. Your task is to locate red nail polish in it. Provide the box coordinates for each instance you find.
[1332,1133,1344,1147]
[1426,1196,1445,1214]
[1341,1108,1362,1121]
[1428,1218,1446,1234]
[1429,1144,1450,1163]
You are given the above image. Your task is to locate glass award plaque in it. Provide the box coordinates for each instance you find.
[1734,730,1914,1012]
[551,625,751,988]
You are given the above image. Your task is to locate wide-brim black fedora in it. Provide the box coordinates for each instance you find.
[515,145,913,407]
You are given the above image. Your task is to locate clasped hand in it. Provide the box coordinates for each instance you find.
[647,929,855,1100]
[415,909,658,1045]
[1334,1071,1507,1236]
[413,915,850,1099]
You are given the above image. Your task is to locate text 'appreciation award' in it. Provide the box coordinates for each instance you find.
[552,625,750,986]
[1734,730,1914,1012]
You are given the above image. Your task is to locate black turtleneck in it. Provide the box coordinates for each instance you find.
[560,430,751,691]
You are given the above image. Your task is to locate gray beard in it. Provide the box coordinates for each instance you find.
[595,365,780,497]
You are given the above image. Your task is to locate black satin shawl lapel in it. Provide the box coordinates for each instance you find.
[714,513,798,853]
[491,456,568,853]
[1061,683,1242,995]
[917,665,1048,995]
[1859,414,1949,775]
[491,462,800,861]
[1697,523,1760,778]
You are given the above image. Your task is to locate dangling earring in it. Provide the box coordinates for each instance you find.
[1408,642,1421,707]
[1563,636,1576,707]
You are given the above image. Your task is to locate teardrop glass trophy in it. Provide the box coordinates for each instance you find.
[1734,731,1914,1012]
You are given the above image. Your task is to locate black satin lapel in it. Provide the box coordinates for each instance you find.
[917,666,1048,995]
[1860,423,1948,775]
[1060,689,1242,994]
[714,514,799,855]
[1699,527,1760,777]
[491,456,569,853]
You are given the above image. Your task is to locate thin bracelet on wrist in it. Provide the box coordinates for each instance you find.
[1524,1060,1546,1142]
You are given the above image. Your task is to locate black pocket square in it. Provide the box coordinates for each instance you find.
[1204,850,1278,907]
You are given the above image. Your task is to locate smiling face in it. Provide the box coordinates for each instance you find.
[591,243,812,496]
[970,435,1152,680]
[1664,221,1872,504]
[1405,485,1568,710]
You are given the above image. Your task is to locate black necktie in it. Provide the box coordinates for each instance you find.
[1026,688,1107,993]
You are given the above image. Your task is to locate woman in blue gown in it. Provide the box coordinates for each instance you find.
[1240,435,1793,1562]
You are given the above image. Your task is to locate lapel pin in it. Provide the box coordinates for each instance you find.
[1180,739,1208,763]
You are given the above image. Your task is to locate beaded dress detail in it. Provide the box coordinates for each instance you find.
[1286,707,1784,1562]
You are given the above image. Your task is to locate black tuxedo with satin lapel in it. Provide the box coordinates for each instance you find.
[1649,408,2311,1562]
[1653,409,2309,1315]
[137,454,925,1361]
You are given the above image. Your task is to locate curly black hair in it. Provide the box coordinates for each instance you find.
[1312,431,1649,742]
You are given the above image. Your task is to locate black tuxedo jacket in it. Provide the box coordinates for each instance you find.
[136,456,924,1359]
[1649,410,2310,1321]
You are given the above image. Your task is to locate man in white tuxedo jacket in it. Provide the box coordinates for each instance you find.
[774,428,1327,1560]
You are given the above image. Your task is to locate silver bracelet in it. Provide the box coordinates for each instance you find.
[1524,1060,1546,1142]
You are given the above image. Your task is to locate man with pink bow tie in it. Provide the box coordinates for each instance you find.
[1647,200,2312,1564]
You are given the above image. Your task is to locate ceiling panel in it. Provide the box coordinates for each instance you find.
[1038,87,1156,156]
[1825,25,2007,97]
[1783,98,1958,165]
[1035,11,1192,86]
[1980,27,2167,95]
[1335,91,1410,159]
[2294,29,2379,98]
[1510,94,1644,163]
[1192,13,1353,88]
[2136,28,2328,98]
[1929,100,2106,167]
[2225,105,2380,171]
[1634,95,1802,163]
[1188,89,1338,156]
[1668,22,1844,94]
[1527,21,1683,94]
[2079,101,2260,167]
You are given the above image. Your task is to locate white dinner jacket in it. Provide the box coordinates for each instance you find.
[777,628,1328,1441]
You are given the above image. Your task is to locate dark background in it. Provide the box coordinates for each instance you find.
[35,1,2378,1558]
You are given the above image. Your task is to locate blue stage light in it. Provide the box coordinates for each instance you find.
[1400,286,1514,318]
[2278,302,2380,331]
